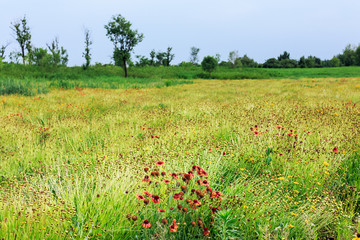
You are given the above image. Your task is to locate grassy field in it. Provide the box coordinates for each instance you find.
[0,77,360,239]
[1,63,360,81]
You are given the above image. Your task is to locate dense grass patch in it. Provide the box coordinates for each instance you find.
[0,78,359,239]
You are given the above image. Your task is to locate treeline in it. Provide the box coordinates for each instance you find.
[1,15,360,78]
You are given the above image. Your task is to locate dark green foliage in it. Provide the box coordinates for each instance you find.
[11,16,32,65]
[164,47,174,66]
[277,51,290,61]
[239,55,258,68]
[201,56,218,77]
[263,58,280,68]
[105,14,144,77]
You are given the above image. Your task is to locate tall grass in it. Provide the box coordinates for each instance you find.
[0,78,359,239]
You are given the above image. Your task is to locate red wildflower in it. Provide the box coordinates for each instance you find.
[333,147,339,154]
[151,195,161,204]
[144,191,152,197]
[136,194,144,200]
[198,169,208,177]
[142,175,150,182]
[254,125,258,129]
[142,220,152,228]
[191,199,201,207]
[161,171,166,176]
[209,148,212,152]
[254,130,259,135]
[170,219,178,232]
[158,208,165,212]
[210,206,221,214]
[144,167,149,172]
[156,161,165,166]
[171,173,179,179]
[203,227,210,235]
[200,180,210,186]
[192,165,201,172]
[173,193,181,200]
[164,179,171,184]
[276,126,282,129]
[143,199,149,205]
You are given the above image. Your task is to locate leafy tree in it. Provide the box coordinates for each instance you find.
[11,16,32,64]
[31,48,53,67]
[263,58,280,68]
[155,52,165,66]
[47,37,68,66]
[323,57,340,67]
[150,49,156,66]
[0,43,9,60]
[164,47,175,66]
[239,54,258,68]
[337,44,357,66]
[190,46,200,65]
[82,28,92,70]
[105,14,144,77]
[355,45,360,66]
[135,55,150,67]
[228,50,239,67]
[9,51,21,63]
[280,59,298,68]
[278,51,290,61]
[299,56,306,68]
[201,56,218,78]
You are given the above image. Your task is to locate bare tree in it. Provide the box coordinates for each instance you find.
[190,46,200,65]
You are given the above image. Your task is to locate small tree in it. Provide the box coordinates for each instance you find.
[105,14,144,77]
[47,37,68,66]
[278,51,290,61]
[150,49,156,66]
[83,28,92,70]
[201,56,218,78]
[190,46,200,65]
[164,47,175,66]
[11,16,32,64]
[228,50,239,68]
[0,43,9,60]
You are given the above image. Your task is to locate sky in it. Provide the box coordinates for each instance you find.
[1,0,360,66]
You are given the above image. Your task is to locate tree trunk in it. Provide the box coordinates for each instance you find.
[21,46,25,65]
[123,58,128,78]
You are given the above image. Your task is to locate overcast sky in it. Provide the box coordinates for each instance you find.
[1,0,360,66]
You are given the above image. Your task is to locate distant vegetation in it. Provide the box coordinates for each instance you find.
[1,15,360,79]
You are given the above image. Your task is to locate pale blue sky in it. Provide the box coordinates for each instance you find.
[1,0,359,66]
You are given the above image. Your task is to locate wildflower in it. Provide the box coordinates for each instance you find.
[200,180,209,186]
[161,172,166,176]
[156,161,165,166]
[182,174,192,183]
[158,208,165,213]
[191,221,196,227]
[182,207,188,213]
[144,191,152,197]
[126,214,131,220]
[181,185,187,192]
[287,224,294,228]
[177,204,183,210]
[164,179,171,184]
[198,219,203,228]
[136,194,145,200]
[161,218,168,224]
[210,206,220,214]
[132,215,138,221]
[276,126,282,129]
[171,173,179,179]
[333,147,339,154]
[151,195,161,204]
[323,162,329,166]
[352,233,360,240]
[173,193,181,200]
[142,220,152,228]
[142,175,150,182]
[144,199,149,205]
[291,212,298,217]
[144,167,149,172]
[170,219,178,232]
[254,130,259,135]
[203,227,210,235]
[278,177,285,181]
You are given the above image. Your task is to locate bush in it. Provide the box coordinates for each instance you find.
[201,56,218,77]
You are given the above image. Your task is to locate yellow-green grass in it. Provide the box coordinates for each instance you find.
[0,78,360,239]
